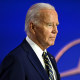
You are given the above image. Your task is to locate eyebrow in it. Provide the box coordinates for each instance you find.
[46,22,59,26]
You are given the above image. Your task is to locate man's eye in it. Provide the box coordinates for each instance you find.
[48,24,52,26]
[49,24,52,26]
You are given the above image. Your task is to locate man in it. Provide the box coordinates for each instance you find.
[0,3,60,80]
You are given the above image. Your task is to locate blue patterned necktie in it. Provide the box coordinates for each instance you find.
[42,52,54,80]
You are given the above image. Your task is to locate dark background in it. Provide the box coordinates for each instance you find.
[0,0,80,80]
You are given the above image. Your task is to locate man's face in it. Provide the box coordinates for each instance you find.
[33,9,59,49]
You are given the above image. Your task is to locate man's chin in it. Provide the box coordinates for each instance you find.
[48,42,55,46]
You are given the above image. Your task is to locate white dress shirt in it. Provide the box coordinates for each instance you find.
[26,36,57,80]
[26,36,46,69]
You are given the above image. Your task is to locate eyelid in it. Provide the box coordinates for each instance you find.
[46,22,59,27]
[48,24,53,26]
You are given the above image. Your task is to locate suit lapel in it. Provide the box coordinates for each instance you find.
[21,39,49,80]
[28,51,49,80]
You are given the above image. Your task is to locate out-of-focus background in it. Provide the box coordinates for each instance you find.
[0,0,80,80]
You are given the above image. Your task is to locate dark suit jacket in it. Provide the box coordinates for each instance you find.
[0,39,60,80]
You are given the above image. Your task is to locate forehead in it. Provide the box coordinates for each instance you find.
[39,9,59,23]
[39,9,57,14]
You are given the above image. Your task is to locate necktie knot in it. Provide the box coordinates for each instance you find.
[42,51,48,57]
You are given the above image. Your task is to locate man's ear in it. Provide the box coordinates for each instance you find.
[29,22,36,35]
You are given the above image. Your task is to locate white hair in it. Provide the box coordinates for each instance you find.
[25,3,55,32]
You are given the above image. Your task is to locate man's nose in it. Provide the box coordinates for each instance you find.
[52,26,58,34]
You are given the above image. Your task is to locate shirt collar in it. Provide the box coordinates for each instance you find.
[26,36,47,57]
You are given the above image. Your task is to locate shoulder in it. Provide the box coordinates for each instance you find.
[0,40,28,73]
[0,52,21,72]
[0,51,26,80]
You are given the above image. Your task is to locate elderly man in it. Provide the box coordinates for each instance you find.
[0,3,60,80]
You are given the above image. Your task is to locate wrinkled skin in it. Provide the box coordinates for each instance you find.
[28,9,59,50]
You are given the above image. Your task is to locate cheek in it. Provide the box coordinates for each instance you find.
[35,27,51,42]
[35,29,45,41]
[37,31,49,42]
[43,31,50,41]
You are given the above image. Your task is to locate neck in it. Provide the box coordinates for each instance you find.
[28,35,48,51]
